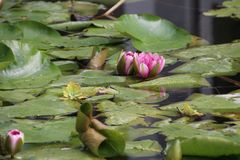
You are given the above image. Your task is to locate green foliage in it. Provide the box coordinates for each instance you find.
[204,0,240,19]
[115,14,191,52]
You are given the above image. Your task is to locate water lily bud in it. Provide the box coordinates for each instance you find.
[5,129,24,158]
[116,51,135,75]
[133,52,165,78]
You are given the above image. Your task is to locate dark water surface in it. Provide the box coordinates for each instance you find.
[111,1,240,160]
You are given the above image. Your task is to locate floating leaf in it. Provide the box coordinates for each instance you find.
[173,42,240,60]
[172,57,240,77]
[111,85,167,103]
[161,93,240,114]
[84,27,125,38]
[47,47,93,60]
[0,118,75,143]
[0,90,36,104]
[0,42,14,70]
[129,74,210,91]
[0,95,77,118]
[50,70,126,87]
[125,140,162,157]
[96,101,167,125]
[181,136,240,157]
[115,14,191,52]
[53,60,79,73]
[18,143,103,160]
[0,23,22,40]
[0,40,61,89]
[14,20,61,40]
[204,0,240,19]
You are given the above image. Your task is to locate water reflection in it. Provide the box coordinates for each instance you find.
[115,0,240,44]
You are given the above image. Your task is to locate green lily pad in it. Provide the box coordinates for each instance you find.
[181,136,240,157]
[96,101,168,125]
[0,118,75,143]
[18,143,103,160]
[0,40,61,89]
[0,95,77,118]
[129,74,210,91]
[115,14,191,52]
[0,23,22,40]
[171,57,240,77]
[204,0,240,19]
[53,61,79,73]
[0,42,14,70]
[173,42,240,60]
[161,94,240,113]
[15,20,61,40]
[0,90,36,104]
[84,27,126,38]
[47,47,93,60]
[125,140,162,157]
[50,70,126,87]
[111,85,167,103]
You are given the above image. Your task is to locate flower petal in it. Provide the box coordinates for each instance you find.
[138,63,149,78]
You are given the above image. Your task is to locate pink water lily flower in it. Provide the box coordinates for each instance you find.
[133,52,165,78]
[6,129,24,158]
[117,51,136,75]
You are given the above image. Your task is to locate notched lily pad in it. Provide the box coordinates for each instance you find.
[115,14,191,52]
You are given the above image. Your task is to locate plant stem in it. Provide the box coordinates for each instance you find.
[95,0,125,19]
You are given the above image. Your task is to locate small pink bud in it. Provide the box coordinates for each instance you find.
[117,51,135,75]
[6,129,24,158]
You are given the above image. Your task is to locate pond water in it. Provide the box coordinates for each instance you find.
[0,0,240,160]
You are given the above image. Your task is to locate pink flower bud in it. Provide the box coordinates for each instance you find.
[117,51,135,75]
[133,52,165,78]
[6,129,24,157]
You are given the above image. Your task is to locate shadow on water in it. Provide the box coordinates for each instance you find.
[107,1,240,160]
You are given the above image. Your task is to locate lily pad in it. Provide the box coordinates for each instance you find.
[161,94,240,114]
[0,90,36,104]
[47,47,94,60]
[0,118,75,143]
[50,70,126,87]
[111,85,167,103]
[204,0,240,19]
[0,40,61,89]
[14,20,61,40]
[96,101,168,125]
[125,140,162,157]
[129,74,210,91]
[0,23,22,40]
[0,95,77,118]
[171,57,240,77]
[173,42,240,60]
[115,14,191,52]
[0,42,14,70]
[18,143,103,160]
